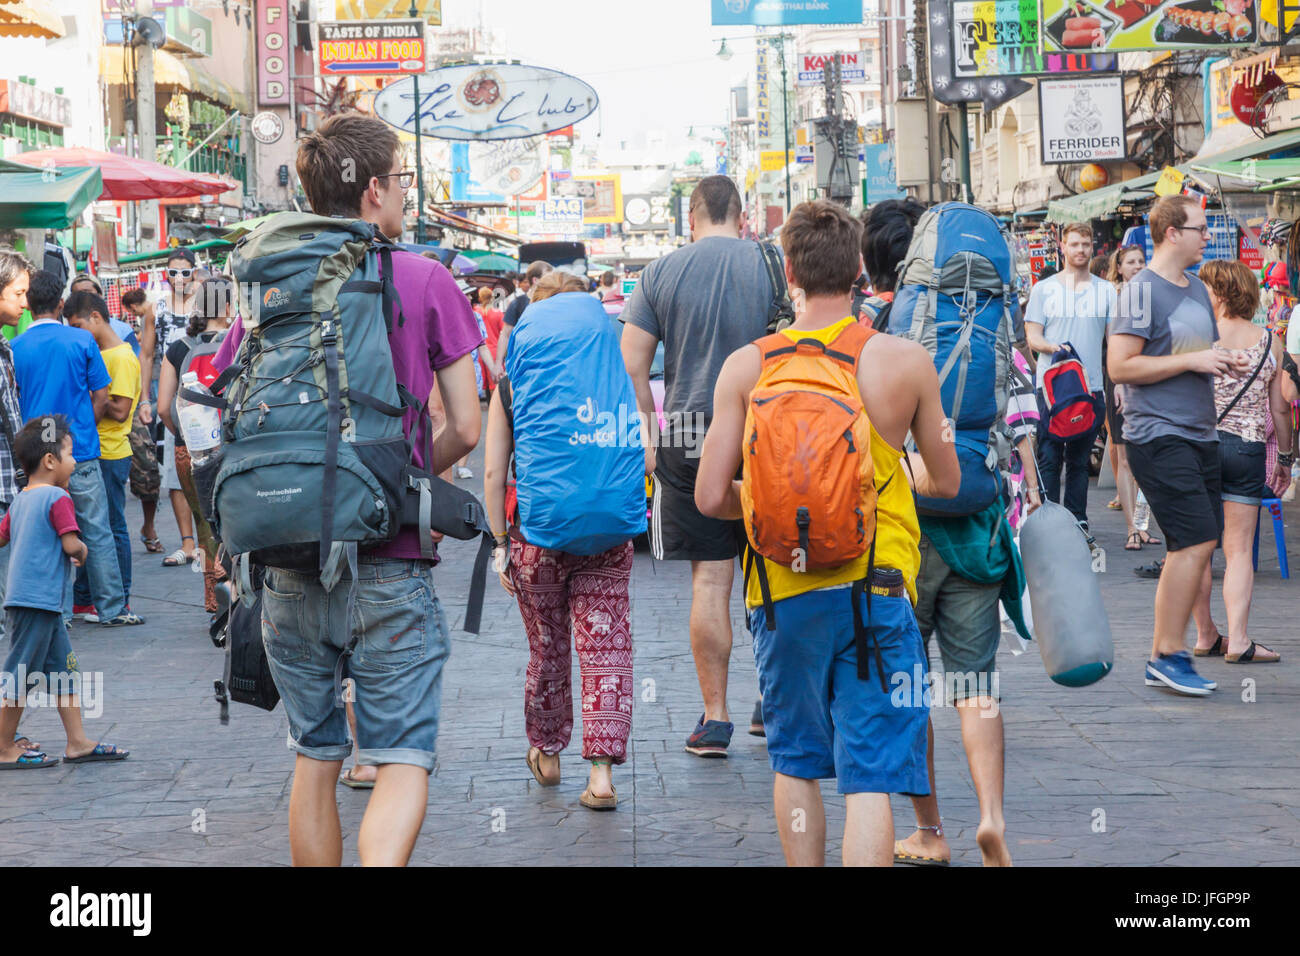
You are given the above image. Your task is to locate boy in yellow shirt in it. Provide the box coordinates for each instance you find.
[64,292,140,612]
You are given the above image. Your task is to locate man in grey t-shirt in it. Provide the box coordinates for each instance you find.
[621,175,773,755]
[1109,195,1249,699]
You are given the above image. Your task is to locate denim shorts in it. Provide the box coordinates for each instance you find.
[748,577,931,796]
[1218,429,1267,506]
[262,557,450,771]
[2,607,78,701]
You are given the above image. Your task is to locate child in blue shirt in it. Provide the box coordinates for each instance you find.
[0,415,130,768]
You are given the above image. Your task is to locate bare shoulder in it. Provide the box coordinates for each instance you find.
[861,332,933,383]
[719,341,762,391]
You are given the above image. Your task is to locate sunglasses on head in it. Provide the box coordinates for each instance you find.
[167,268,193,279]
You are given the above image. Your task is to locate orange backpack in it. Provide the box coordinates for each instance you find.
[740,321,882,578]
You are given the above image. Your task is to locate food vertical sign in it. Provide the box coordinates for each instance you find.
[258,0,291,106]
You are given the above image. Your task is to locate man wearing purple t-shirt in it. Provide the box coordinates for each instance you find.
[213,113,482,867]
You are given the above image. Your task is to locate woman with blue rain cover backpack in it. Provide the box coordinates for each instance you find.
[483,272,649,812]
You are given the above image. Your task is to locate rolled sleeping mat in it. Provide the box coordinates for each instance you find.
[1017,500,1114,686]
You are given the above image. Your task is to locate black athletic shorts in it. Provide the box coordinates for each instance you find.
[650,440,743,562]
[1127,435,1223,551]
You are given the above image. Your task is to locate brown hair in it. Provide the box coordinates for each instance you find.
[781,200,863,298]
[120,287,147,309]
[1198,259,1260,320]
[689,175,742,226]
[1088,254,1108,278]
[296,111,402,218]
[1061,222,1093,242]
[523,260,553,284]
[1106,244,1145,286]
[1149,195,1200,247]
[530,272,587,302]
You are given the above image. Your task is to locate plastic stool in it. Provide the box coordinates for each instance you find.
[1252,498,1289,579]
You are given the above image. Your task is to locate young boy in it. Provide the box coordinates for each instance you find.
[0,416,129,768]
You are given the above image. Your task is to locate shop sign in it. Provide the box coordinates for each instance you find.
[554,175,623,224]
[335,0,442,25]
[319,19,426,75]
[710,0,862,25]
[0,80,71,128]
[950,1,1118,78]
[1038,74,1127,164]
[1041,0,1257,53]
[797,52,866,86]
[374,64,598,140]
[257,0,291,106]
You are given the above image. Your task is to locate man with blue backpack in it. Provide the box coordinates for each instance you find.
[1024,222,1115,535]
[878,202,1037,868]
[209,112,483,866]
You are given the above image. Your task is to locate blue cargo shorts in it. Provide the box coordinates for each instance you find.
[748,574,931,796]
[262,557,451,772]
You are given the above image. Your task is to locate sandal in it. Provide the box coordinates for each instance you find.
[140,532,164,554]
[0,749,59,770]
[1226,641,1281,664]
[162,536,196,566]
[1125,531,1143,551]
[338,767,376,790]
[1194,635,1227,657]
[580,783,617,811]
[1139,531,1161,546]
[893,824,950,866]
[64,742,129,764]
[1107,497,1122,510]
[526,747,560,787]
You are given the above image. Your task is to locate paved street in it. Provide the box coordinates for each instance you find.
[2,432,1298,867]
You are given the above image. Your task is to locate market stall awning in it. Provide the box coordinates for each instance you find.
[1048,127,1300,223]
[99,46,251,115]
[10,146,237,201]
[1187,159,1300,193]
[0,0,65,39]
[0,158,102,229]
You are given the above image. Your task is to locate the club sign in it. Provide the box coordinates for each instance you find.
[374,64,599,141]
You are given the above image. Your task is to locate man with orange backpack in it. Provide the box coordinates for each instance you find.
[695,201,961,866]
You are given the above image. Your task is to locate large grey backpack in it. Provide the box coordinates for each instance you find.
[213,213,413,580]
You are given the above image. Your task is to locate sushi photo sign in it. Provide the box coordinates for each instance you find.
[1041,0,1258,52]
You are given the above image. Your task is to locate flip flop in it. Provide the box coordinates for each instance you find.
[338,767,375,790]
[1226,641,1281,664]
[13,735,41,752]
[1194,635,1226,657]
[1139,531,1162,546]
[64,742,128,764]
[139,533,165,554]
[1125,532,1143,551]
[0,749,60,770]
[526,747,560,787]
[893,847,951,867]
[579,784,617,810]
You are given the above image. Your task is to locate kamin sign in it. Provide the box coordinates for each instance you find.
[1038,75,1126,165]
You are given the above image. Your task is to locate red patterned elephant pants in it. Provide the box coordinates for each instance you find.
[508,539,634,764]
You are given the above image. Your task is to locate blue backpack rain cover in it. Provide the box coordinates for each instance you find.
[889,202,1018,516]
[504,291,647,554]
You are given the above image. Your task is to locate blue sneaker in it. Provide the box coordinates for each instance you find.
[685,714,734,757]
[1145,651,1216,696]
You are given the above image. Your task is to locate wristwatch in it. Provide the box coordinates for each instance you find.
[1279,452,1294,468]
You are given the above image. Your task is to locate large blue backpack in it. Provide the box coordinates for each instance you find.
[889,203,1018,515]
[504,291,647,554]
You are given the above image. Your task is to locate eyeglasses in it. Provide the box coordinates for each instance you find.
[375,170,416,190]
[167,268,194,279]
[1175,225,1211,237]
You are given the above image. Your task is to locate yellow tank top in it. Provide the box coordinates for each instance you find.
[744,316,921,608]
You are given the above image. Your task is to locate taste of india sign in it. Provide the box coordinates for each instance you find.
[1039,0,1257,52]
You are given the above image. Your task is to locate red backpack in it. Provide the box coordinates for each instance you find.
[1040,344,1096,440]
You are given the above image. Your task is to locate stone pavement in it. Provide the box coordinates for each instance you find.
[1,437,1298,866]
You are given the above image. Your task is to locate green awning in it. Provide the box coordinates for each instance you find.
[1048,127,1300,223]
[1187,159,1300,193]
[467,252,520,273]
[0,159,102,229]
[115,238,233,266]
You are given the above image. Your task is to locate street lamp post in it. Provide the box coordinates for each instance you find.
[409,0,426,244]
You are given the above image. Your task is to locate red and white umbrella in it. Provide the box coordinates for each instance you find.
[11,146,237,201]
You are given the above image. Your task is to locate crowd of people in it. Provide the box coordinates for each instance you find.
[0,108,1292,867]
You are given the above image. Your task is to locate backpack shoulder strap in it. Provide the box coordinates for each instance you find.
[754,331,796,364]
[830,321,876,372]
